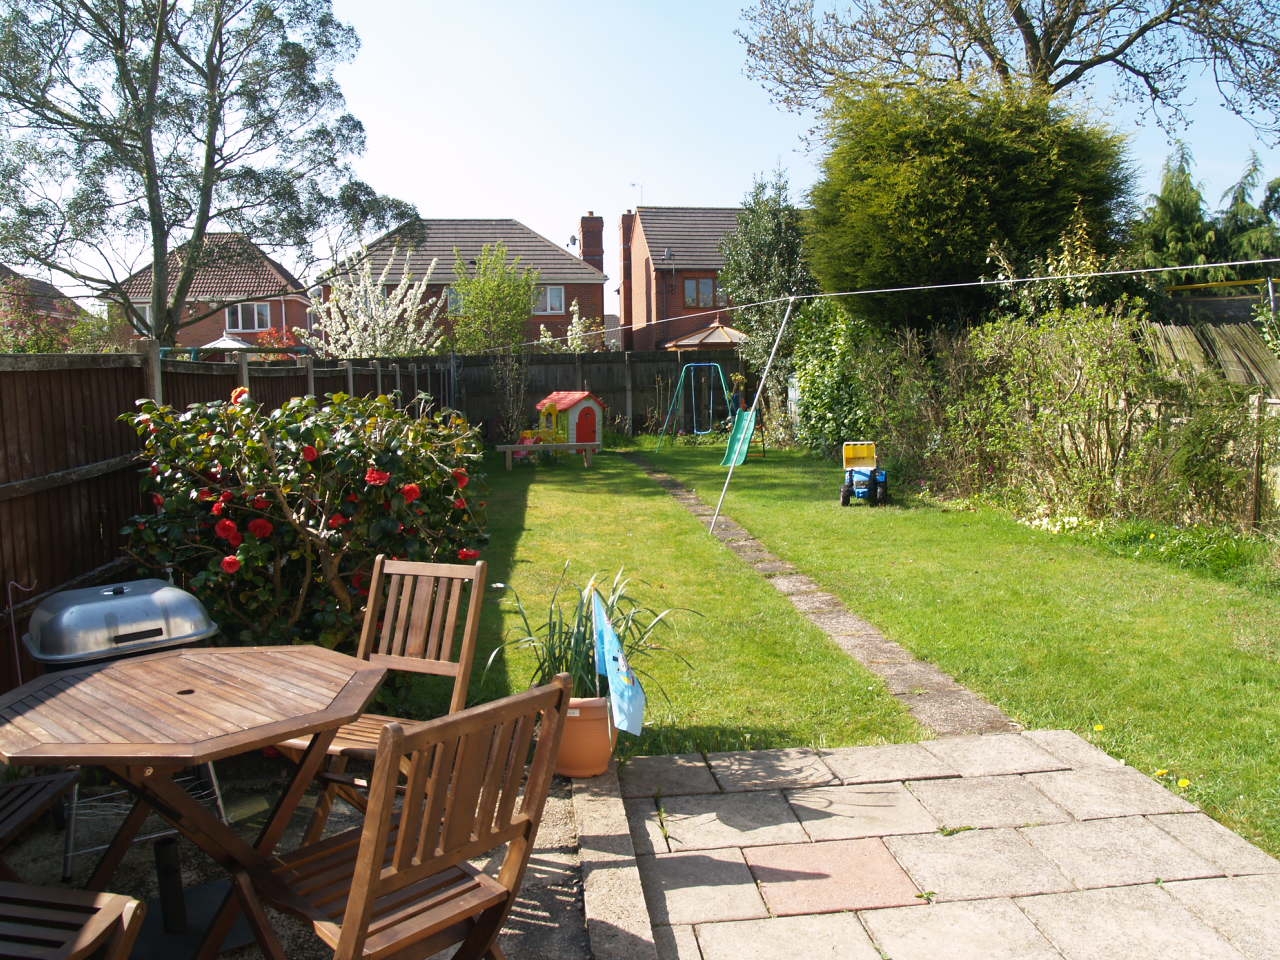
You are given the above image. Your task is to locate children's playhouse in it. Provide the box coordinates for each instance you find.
[526,391,605,444]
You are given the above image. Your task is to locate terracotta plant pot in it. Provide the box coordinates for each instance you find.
[555,696,617,778]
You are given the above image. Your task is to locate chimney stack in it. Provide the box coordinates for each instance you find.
[579,211,604,272]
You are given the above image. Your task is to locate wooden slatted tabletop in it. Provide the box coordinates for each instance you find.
[0,646,385,767]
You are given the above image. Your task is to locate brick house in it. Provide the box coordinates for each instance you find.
[0,264,81,327]
[117,233,310,349]
[337,214,607,346]
[618,206,744,351]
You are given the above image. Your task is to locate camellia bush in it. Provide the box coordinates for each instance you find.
[122,389,486,648]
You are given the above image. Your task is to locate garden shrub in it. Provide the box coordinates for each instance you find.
[122,390,486,648]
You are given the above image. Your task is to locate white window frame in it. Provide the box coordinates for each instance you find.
[533,285,565,315]
[130,302,153,327]
[226,302,271,332]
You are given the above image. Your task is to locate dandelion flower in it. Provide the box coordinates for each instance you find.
[1177,778,1190,788]
[1093,724,1105,732]
[1155,769,1168,777]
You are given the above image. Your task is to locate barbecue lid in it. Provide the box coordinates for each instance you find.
[23,579,219,663]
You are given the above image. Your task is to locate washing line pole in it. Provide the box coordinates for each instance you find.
[711,296,796,534]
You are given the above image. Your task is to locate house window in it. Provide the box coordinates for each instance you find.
[130,302,153,327]
[534,285,565,315]
[683,278,724,309]
[226,302,270,332]
[446,287,463,315]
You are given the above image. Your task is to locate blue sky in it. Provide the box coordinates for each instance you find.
[331,0,1280,313]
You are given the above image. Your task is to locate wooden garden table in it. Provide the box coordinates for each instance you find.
[0,644,386,958]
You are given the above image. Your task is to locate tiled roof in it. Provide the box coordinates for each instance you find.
[535,391,602,411]
[663,322,748,349]
[0,264,79,317]
[636,207,743,270]
[334,219,606,286]
[118,233,305,301]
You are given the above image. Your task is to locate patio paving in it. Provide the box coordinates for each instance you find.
[603,730,1280,960]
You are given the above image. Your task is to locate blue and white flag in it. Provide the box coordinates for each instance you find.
[593,591,646,735]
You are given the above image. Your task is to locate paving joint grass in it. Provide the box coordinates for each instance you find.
[624,452,1019,738]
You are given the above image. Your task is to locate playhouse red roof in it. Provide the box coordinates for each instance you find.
[536,391,604,411]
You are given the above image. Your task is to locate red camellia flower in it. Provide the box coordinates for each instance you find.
[214,519,238,540]
[230,386,250,405]
[220,555,241,574]
[220,490,234,502]
[247,518,274,539]
[457,547,480,561]
[453,497,467,510]
[451,468,470,489]
[151,493,165,508]
[327,513,348,529]
[301,445,318,462]
[198,487,217,501]
[345,493,360,503]
[400,483,421,503]
[227,531,243,548]
[252,496,270,510]
[365,467,391,486]
[211,501,225,516]
[149,463,161,477]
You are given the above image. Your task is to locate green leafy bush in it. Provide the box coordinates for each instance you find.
[122,390,486,648]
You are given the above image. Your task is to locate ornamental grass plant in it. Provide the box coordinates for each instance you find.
[488,566,687,700]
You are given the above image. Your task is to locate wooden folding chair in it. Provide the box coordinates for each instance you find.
[0,770,78,881]
[0,881,144,959]
[276,555,488,841]
[245,674,571,960]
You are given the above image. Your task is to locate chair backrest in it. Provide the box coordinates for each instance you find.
[355,554,487,713]
[0,881,144,959]
[336,674,571,959]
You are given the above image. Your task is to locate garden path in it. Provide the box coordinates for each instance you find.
[626,453,1019,737]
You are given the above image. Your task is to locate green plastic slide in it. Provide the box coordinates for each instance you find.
[721,409,757,467]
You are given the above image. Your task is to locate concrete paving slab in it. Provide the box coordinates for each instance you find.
[1164,874,1280,959]
[626,797,665,856]
[638,848,769,926]
[1022,816,1221,887]
[876,659,965,695]
[921,733,1067,776]
[908,775,1071,829]
[656,790,807,851]
[621,754,720,798]
[653,923,701,960]
[744,838,923,915]
[788,590,846,614]
[1026,766,1198,820]
[819,742,959,784]
[885,827,1074,901]
[862,898,1064,960]
[694,913,883,960]
[1147,813,1280,876]
[1016,885,1249,960]
[787,783,939,840]
[1022,730,1124,768]
[707,747,837,792]
[907,689,1022,736]
[769,574,819,594]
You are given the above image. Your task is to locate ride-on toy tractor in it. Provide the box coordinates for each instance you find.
[840,441,888,506]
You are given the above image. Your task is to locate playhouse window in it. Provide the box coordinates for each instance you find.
[534,285,564,315]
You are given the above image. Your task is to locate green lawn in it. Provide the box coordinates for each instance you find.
[635,444,1280,855]
[466,449,923,758]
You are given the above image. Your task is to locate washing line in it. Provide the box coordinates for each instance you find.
[488,255,1280,355]
[709,297,796,534]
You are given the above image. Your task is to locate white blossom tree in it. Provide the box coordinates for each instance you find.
[296,247,444,358]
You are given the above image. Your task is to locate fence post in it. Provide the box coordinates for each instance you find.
[1251,392,1267,529]
[373,360,382,395]
[236,351,250,391]
[344,360,354,395]
[305,355,315,397]
[624,351,634,434]
[141,338,163,406]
